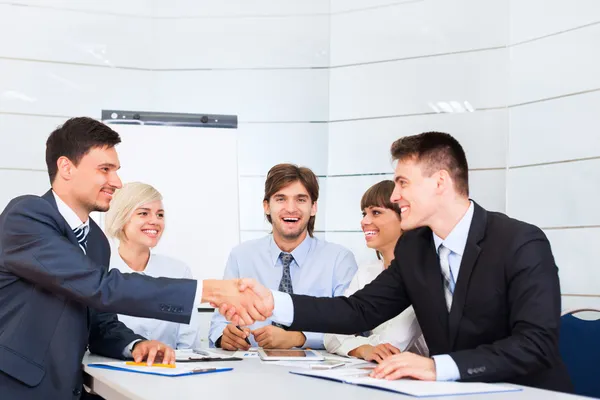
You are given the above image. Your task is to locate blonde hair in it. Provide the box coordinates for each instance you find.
[105,182,163,241]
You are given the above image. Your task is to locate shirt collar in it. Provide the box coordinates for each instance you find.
[52,191,90,231]
[433,201,474,256]
[269,234,314,268]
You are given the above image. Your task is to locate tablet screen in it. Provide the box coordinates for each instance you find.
[262,350,320,358]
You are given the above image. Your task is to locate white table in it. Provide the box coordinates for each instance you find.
[82,351,586,400]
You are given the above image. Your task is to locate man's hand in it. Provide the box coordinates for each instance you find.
[370,352,436,381]
[349,343,401,363]
[252,325,306,349]
[131,340,175,366]
[212,278,275,326]
[204,278,273,325]
[220,324,252,351]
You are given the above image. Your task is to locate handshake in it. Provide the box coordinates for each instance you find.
[204,278,275,325]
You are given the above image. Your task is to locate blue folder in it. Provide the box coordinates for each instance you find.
[88,363,233,377]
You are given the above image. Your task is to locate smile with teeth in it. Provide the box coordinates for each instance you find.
[400,206,409,214]
[364,230,378,236]
[142,229,159,236]
[282,217,300,223]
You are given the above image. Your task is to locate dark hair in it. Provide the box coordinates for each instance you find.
[361,180,401,260]
[264,163,319,237]
[390,131,469,196]
[46,117,121,184]
[361,180,401,219]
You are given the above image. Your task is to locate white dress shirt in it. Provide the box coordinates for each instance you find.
[324,260,428,357]
[110,253,201,349]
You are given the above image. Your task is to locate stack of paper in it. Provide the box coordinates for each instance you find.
[291,368,522,397]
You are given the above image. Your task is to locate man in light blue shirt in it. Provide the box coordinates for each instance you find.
[209,163,357,350]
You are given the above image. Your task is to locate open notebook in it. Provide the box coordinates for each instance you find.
[290,368,522,397]
[87,361,232,377]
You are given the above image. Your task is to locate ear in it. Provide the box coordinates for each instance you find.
[263,199,270,216]
[437,170,451,193]
[56,156,75,181]
[310,201,317,217]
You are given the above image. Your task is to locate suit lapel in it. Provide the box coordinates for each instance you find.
[417,229,451,333]
[448,202,487,348]
[41,190,80,248]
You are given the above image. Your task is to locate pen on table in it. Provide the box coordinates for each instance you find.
[236,325,251,345]
[125,362,176,368]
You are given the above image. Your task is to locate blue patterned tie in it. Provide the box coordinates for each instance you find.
[73,225,89,254]
[273,252,294,329]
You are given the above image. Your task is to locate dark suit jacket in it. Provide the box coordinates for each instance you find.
[289,202,572,392]
[0,191,197,399]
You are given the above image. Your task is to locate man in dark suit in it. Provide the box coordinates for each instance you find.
[222,131,572,392]
[0,117,270,399]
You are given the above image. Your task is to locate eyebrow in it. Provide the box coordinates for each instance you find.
[98,163,120,170]
[137,207,165,212]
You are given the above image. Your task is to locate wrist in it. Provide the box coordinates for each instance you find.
[349,344,369,358]
[201,279,219,303]
[294,332,306,348]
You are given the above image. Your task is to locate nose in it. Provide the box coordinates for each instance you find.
[110,171,123,189]
[284,199,297,212]
[390,185,402,204]
[361,214,372,227]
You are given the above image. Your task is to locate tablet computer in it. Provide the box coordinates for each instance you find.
[258,349,325,361]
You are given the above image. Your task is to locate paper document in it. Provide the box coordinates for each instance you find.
[87,361,232,377]
[233,348,260,358]
[291,369,522,397]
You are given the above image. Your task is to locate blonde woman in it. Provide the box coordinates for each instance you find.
[324,180,428,362]
[105,182,199,349]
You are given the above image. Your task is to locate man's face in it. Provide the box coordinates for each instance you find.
[68,146,122,213]
[264,180,317,241]
[390,158,439,231]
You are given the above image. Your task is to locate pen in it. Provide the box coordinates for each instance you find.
[125,362,176,368]
[236,325,251,345]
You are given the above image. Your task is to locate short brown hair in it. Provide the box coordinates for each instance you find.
[46,117,121,184]
[264,163,319,237]
[361,180,401,220]
[390,131,469,196]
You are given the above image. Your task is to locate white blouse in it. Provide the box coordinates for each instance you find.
[324,260,428,357]
[109,252,200,349]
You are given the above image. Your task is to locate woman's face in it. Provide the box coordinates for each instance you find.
[122,200,165,248]
[361,205,402,252]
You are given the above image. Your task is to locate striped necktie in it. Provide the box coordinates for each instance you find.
[73,224,89,254]
[438,244,454,312]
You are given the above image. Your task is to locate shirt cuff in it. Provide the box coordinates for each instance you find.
[270,290,293,326]
[194,279,203,306]
[122,339,143,358]
[301,332,324,349]
[432,354,461,381]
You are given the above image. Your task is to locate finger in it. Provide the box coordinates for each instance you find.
[377,346,392,357]
[146,345,159,366]
[228,325,247,339]
[253,330,267,343]
[221,337,237,351]
[164,347,175,365]
[372,352,384,364]
[386,344,401,355]
[375,360,406,378]
[237,307,254,326]
[385,368,413,381]
[133,347,143,363]
[245,301,266,322]
[252,326,266,336]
